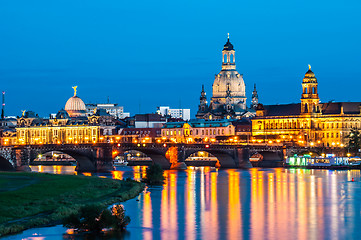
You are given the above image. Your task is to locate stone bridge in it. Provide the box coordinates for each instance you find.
[0,144,113,172]
[0,143,286,172]
[116,143,285,169]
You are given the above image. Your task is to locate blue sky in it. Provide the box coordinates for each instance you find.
[1,0,360,117]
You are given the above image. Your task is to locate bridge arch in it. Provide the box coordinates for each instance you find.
[250,150,283,167]
[30,150,96,172]
[120,148,171,169]
[0,155,15,171]
[184,150,219,167]
[184,149,238,168]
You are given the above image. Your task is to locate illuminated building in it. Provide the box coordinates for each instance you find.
[196,35,255,120]
[157,106,191,121]
[86,102,128,119]
[15,87,118,145]
[161,119,236,143]
[252,66,361,147]
[125,114,167,128]
[120,128,162,143]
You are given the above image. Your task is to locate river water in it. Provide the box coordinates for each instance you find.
[3,166,361,240]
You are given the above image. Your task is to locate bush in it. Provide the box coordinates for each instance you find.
[62,204,130,233]
[142,164,165,185]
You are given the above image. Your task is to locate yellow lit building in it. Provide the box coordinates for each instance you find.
[161,120,236,143]
[14,87,117,145]
[252,66,361,147]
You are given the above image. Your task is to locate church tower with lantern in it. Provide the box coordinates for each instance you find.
[196,34,248,119]
[301,65,321,114]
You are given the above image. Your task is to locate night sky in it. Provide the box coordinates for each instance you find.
[1,0,360,117]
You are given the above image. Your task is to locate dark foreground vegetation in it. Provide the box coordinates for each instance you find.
[63,204,130,233]
[142,164,165,185]
[0,172,144,237]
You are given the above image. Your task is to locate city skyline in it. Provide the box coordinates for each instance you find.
[1,0,360,117]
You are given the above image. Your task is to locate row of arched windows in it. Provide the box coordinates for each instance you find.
[303,87,317,94]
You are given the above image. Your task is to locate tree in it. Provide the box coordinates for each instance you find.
[142,164,165,185]
[346,128,361,155]
[63,204,130,233]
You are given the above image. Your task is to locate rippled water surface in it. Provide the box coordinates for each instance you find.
[3,166,361,240]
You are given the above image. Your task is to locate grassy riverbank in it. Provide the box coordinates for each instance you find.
[0,172,144,237]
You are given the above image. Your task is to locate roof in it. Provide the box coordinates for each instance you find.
[134,114,166,122]
[322,102,361,115]
[223,38,234,51]
[260,102,361,116]
[163,119,234,129]
[263,103,301,116]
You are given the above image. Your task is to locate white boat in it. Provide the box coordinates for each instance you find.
[113,160,128,166]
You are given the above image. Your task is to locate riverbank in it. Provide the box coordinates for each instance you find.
[0,172,144,237]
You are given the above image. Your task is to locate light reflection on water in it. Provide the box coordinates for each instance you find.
[3,166,361,240]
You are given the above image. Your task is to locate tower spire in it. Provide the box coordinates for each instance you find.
[251,84,259,109]
[1,91,5,119]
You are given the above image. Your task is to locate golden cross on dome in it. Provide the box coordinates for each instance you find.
[308,64,311,70]
[72,86,77,96]
[227,33,230,39]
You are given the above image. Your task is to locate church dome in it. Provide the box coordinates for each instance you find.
[65,86,86,117]
[304,65,315,78]
[223,38,234,51]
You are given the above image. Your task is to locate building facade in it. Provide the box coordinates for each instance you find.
[86,103,128,119]
[157,106,191,121]
[252,66,361,147]
[15,87,118,145]
[161,119,237,143]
